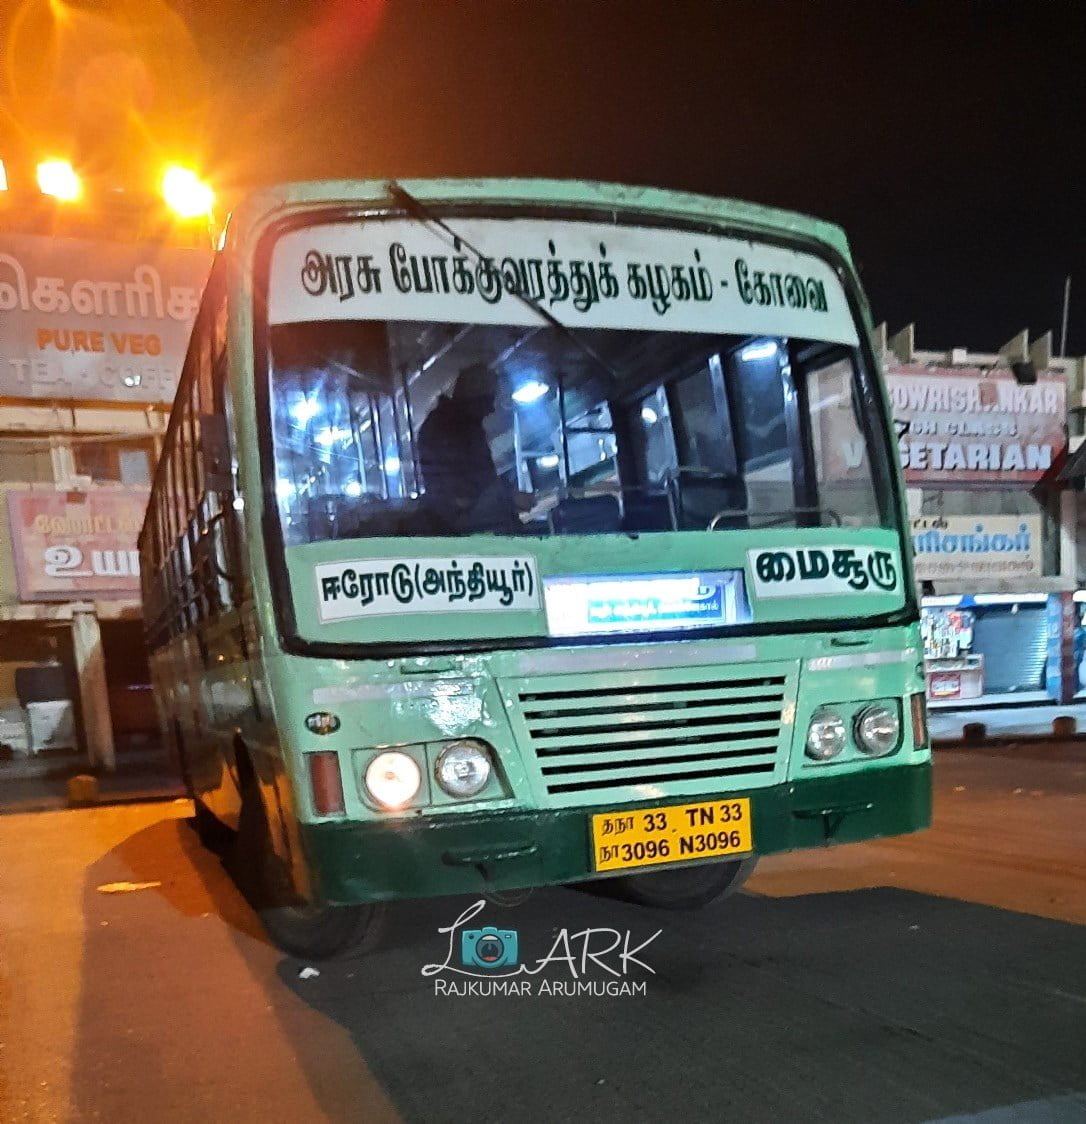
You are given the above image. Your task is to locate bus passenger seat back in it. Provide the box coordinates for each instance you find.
[551,494,622,535]
[621,491,673,532]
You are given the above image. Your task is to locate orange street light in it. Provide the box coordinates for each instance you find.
[37,159,81,201]
[162,165,214,219]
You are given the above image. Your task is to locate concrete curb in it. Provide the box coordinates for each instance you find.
[933,734,1086,749]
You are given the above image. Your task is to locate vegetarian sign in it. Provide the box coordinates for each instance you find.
[0,234,211,403]
[887,367,1066,484]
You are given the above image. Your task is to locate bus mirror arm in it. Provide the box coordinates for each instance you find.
[203,510,238,586]
[199,413,233,493]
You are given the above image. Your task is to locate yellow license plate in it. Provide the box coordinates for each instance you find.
[591,798,753,873]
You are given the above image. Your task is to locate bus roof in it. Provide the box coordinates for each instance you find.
[223,178,854,266]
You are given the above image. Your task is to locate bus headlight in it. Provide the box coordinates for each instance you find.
[435,740,492,798]
[854,704,901,756]
[805,709,846,761]
[364,751,422,809]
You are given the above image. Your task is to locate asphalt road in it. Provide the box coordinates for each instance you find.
[1,746,1084,1124]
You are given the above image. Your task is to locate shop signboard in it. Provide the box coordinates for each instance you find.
[928,670,962,700]
[6,489,149,600]
[813,366,1067,486]
[0,233,211,404]
[887,367,1066,485]
[911,514,1042,582]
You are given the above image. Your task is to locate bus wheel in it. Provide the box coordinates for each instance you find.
[233,759,385,960]
[258,901,387,962]
[609,857,758,911]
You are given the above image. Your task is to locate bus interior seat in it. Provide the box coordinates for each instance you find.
[550,494,622,535]
[621,491,674,532]
[306,495,402,540]
[676,472,747,530]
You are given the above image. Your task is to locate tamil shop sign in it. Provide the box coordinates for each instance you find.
[0,234,211,403]
[911,515,1042,582]
[887,367,1066,485]
[6,489,148,600]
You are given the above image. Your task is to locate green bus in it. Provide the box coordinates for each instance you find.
[138,179,931,959]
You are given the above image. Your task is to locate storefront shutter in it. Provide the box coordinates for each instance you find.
[971,607,1048,693]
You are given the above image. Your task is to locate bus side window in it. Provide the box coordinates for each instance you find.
[667,358,744,529]
[724,342,793,522]
[799,349,882,528]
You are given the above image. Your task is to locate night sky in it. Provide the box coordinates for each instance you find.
[2,0,1083,355]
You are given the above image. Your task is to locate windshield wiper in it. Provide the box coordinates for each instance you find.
[386,182,623,385]
[386,181,627,482]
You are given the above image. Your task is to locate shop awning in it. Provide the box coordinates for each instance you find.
[1058,441,1086,482]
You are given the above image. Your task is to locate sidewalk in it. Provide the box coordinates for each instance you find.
[0,744,183,813]
[929,701,1086,744]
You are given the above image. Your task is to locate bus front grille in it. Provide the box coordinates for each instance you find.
[503,664,795,804]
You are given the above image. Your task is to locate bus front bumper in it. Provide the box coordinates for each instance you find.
[300,761,932,905]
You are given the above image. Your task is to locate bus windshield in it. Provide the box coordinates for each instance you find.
[269,322,888,545]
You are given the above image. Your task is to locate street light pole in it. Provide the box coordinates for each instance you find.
[1059,275,1071,358]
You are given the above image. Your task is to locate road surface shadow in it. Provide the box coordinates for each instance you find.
[68,817,1086,1123]
[277,886,1086,1124]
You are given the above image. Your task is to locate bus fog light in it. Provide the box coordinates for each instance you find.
[854,704,901,756]
[364,751,422,809]
[806,709,846,760]
[435,740,492,798]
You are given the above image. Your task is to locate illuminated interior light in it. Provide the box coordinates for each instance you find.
[740,340,779,362]
[37,159,81,201]
[537,454,560,469]
[291,397,319,425]
[276,479,296,499]
[641,406,659,424]
[314,426,351,447]
[0,160,8,192]
[512,380,549,405]
[162,165,214,219]
[344,480,364,497]
[384,455,401,473]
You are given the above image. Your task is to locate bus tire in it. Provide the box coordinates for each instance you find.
[233,751,385,960]
[609,856,758,911]
[258,901,387,962]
